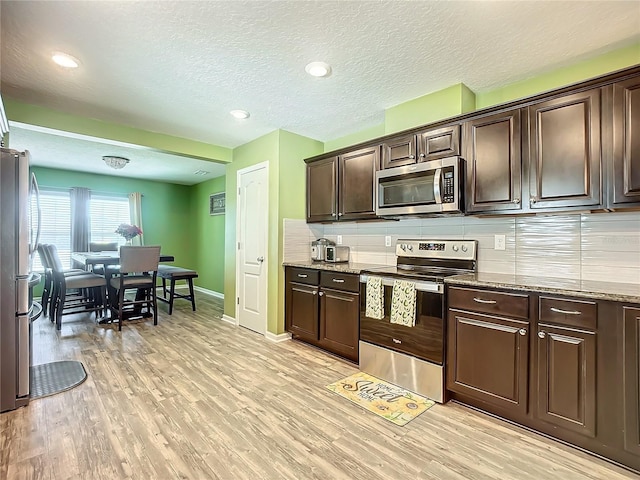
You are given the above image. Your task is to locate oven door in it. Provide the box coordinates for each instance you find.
[375,156,462,216]
[359,275,444,364]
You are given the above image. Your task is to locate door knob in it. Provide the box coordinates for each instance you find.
[257,256,264,262]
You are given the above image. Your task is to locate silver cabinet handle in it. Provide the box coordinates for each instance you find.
[257,256,264,263]
[319,292,324,297]
[550,307,581,315]
[538,331,546,338]
[392,338,402,344]
[519,328,527,336]
[312,291,317,295]
[338,213,343,217]
[531,197,537,204]
[297,274,308,278]
[408,154,415,159]
[419,153,426,158]
[513,198,520,204]
[473,297,497,304]
[332,278,345,283]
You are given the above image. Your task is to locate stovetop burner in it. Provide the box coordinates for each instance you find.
[362,239,478,281]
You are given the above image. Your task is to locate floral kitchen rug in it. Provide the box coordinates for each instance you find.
[326,371,435,426]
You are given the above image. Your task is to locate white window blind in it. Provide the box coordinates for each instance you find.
[32,190,72,271]
[90,195,131,245]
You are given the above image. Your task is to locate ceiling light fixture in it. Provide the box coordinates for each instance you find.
[193,170,210,176]
[102,155,130,170]
[305,61,332,78]
[230,110,250,120]
[51,52,80,68]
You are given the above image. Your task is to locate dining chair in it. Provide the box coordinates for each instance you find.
[108,246,161,331]
[37,244,87,318]
[46,244,107,330]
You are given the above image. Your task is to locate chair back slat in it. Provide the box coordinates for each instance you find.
[119,246,161,274]
[37,244,51,269]
[46,244,66,272]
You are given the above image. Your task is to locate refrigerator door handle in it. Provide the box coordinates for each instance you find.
[16,313,30,398]
[30,172,41,265]
[16,277,30,315]
[17,152,31,276]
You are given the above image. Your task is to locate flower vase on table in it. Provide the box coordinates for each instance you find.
[115,223,143,246]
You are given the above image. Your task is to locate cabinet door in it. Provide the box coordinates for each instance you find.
[612,77,640,206]
[339,146,379,221]
[319,288,359,361]
[286,282,319,341]
[381,134,417,169]
[624,307,640,455]
[447,310,529,414]
[307,157,338,222]
[536,323,596,438]
[464,110,522,212]
[418,125,460,162]
[528,89,602,210]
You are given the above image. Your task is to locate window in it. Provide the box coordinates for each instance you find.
[32,190,72,271]
[90,195,131,245]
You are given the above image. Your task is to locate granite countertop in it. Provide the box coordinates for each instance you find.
[282,261,387,275]
[445,272,640,304]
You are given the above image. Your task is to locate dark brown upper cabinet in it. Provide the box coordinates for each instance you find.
[306,145,379,223]
[306,156,338,222]
[612,77,640,207]
[528,88,602,210]
[381,125,460,169]
[463,109,522,213]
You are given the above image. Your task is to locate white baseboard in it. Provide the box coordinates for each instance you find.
[221,314,237,325]
[193,285,224,299]
[265,331,291,343]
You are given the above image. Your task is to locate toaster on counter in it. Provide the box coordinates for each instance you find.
[325,245,350,263]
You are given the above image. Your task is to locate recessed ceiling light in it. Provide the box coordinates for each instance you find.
[193,170,210,176]
[305,61,332,78]
[230,110,250,120]
[52,52,80,68]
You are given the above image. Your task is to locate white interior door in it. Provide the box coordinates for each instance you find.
[236,162,268,334]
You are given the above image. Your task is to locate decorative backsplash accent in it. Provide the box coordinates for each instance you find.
[283,211,640,285]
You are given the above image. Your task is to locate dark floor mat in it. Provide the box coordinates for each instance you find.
[30,361,87,399]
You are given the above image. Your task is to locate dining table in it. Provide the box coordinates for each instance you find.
[71,250,175,324]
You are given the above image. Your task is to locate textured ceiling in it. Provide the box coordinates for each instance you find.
[1,0,639,183]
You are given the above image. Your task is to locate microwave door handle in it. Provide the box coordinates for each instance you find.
[433,168,442,204]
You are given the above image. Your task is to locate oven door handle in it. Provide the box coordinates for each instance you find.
[360,275,443,294]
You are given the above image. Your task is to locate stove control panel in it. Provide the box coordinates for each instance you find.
[396,239,477,260]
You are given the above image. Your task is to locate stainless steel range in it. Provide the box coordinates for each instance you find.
[359,239,477,403]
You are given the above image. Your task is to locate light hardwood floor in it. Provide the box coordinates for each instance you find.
[1,292,637,480]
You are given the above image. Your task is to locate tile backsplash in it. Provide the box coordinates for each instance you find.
[283,211,640,285]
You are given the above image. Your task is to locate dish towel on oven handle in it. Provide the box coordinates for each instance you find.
[365,276,384,319]
[390,279,417,327]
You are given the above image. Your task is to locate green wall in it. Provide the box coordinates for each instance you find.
[191,176,226,294]
[31,167,195,270]
[5,99,233,163]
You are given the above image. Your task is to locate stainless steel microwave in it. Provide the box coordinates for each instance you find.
[375,156,464,216]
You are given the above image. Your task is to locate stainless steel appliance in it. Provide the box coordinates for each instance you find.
[375,156,464,216]
[359,239,477,403]
[325,245,350,263]
[1,148,41,412]
[311,238,335,262]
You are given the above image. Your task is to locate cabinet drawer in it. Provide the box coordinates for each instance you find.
[448,287,529,320]
[320,271,359,292]
[539,296,597,330]
[289,268,319,286]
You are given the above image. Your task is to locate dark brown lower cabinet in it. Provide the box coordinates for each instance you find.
[447,309,529,415]
[285,267,359,362]
[535,323,596,438]
[319,288,359,361]
[624,306,640,456]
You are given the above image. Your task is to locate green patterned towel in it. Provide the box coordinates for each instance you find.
[365,276,384,319]
[390,279,417,327]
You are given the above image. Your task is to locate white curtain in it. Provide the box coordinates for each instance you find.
[128,192,144,246]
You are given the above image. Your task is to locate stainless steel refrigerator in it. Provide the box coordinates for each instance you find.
[0,148,41,412]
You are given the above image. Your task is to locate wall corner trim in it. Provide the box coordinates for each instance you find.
[265,331,292,343]
[221,314,237,325]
